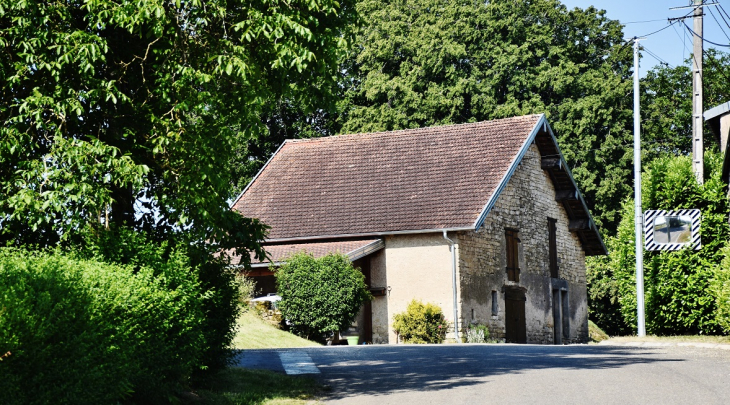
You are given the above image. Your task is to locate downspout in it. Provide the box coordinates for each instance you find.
[443,230,460,342]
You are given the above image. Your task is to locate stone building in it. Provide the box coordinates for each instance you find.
[229,114,606,344]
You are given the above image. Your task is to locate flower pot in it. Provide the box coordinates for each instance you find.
[346,336,359,346]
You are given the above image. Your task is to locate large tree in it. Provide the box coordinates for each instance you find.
[0,0,356,372]
[641,49,730,160]
[0,0,355,255]
[336,0,635,233]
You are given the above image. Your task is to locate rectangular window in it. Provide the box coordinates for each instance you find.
[505,229,520,282]
[548,218,558,278]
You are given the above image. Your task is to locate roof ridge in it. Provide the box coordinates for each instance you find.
[285,114,543,144]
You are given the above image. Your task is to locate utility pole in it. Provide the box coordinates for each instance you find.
[633,37,646,337]
[692,0,704,184]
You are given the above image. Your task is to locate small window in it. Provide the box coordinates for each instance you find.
[491,291,499,316]
[505,229,520,282]
[548,218,558,278]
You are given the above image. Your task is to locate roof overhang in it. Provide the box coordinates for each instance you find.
[238,238,386,269]
[473,114,607,256]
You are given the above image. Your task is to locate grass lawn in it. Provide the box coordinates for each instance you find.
[185,309,324,404]
[230,309,321,350]
[603,335,730,345]
[192,367,326,405]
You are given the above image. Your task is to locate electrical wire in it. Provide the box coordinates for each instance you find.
[671,20,692,58]
[719,4,730,27]
[623,18,672,25]
[682,20,730,47]
[713,4,730,32]
[702,48,730,90]
[643,45,672,67]
[637,22,677,38]
[707,7,730,42]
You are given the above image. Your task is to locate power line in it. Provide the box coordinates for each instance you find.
[643,45,673,67]
[682,20,730,47]
[623,18,672,25]
[713,4,730,31]
[707,7,730,42]
[702,47,730,90]
[671,20,692,58]
[637,22,677,38]
[718,4,730,26]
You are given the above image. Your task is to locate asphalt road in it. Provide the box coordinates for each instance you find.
[232,344,730,404]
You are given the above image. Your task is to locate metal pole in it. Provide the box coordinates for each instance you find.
[692,0,704,184]
[633,38,646,337]
[443,230,460,342]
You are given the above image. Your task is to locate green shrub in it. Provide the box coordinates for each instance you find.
[276,253,371,342]
[587,153,729,335]
[393,300,448,344]
[237,272,258,305]
[465,323,490,343]
[0,248,206,405]
[79,226,240,373]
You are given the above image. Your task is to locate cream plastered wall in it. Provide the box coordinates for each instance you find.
[458,143,589,343]
[382,233,459,343]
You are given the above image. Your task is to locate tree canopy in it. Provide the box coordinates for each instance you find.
[641,49,730,161]
[336,0,636,233]
[0,0,355,257]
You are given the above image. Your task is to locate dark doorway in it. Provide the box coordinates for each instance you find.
[354,258,373,344]
[552,288,570,344]
[504,289,527,343]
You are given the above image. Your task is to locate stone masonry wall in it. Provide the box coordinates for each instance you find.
[457,143,588,344]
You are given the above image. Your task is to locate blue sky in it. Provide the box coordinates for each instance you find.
[560,0,730,73]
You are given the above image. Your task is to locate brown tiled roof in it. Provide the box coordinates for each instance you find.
[228,239,384,267]
[233,115,542,240]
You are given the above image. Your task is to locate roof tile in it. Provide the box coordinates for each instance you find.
[233,115,541,240]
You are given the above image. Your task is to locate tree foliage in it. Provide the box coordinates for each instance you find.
[641,49,730,160]
[337,0,635,233]
[587,152,729,335]
[276,253,371,342]
[0,0,356,375]
[0,0,355,257]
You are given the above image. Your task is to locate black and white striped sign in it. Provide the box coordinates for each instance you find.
[644,209,701,251]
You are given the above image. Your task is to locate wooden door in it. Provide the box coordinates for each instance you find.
[505,291,527,343]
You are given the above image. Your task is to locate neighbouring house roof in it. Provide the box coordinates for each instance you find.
[232,114,606,255]
[229,239,384,268]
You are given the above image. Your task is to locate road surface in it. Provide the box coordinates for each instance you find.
[233,343,730,404]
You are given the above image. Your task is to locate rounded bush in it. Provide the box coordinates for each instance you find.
[0,248,206,405]
[276,253,371,342]
[393,300,448,344]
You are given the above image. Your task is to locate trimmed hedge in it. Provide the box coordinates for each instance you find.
[0,248,206,405]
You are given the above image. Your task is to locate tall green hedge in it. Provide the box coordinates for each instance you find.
[78,226,241,373]
[0,248,206,405]
[712,247,730,334]
[587,152,729,335]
